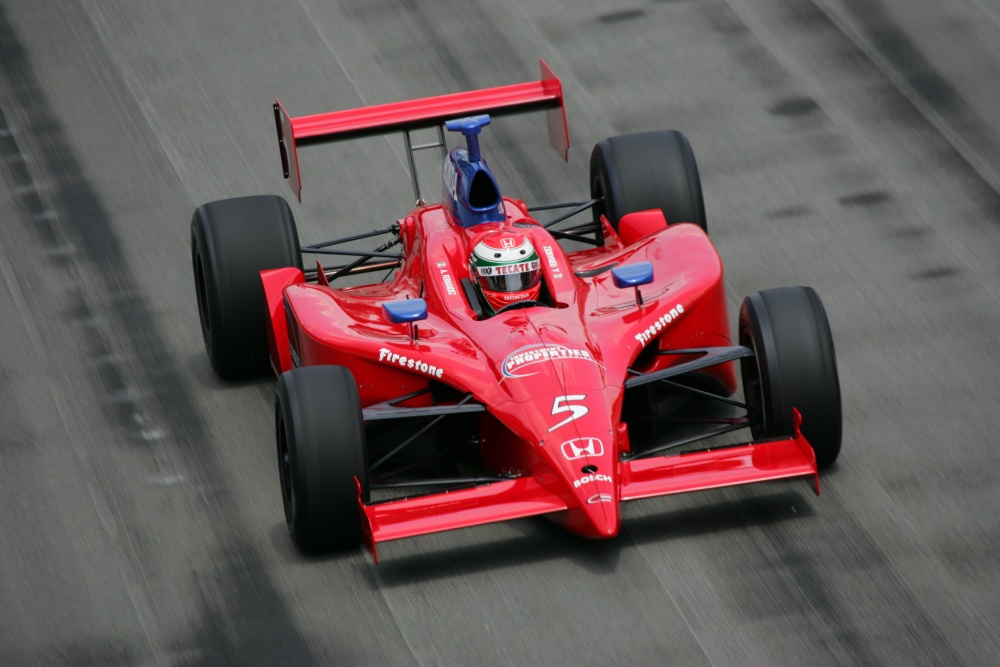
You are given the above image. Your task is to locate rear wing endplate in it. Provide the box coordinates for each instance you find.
[273,59,569,201]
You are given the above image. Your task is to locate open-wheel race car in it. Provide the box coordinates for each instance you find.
[191,60,841,562]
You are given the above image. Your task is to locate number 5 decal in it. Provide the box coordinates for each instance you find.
[548,395,588,433]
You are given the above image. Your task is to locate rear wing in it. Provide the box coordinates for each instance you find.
[273,59,569,202]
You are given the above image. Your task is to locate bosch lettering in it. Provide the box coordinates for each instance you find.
[574,473,612,488]
[378,348,444,379]
[634,303,685,345]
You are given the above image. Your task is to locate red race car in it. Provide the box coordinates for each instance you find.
[191,61,841,562]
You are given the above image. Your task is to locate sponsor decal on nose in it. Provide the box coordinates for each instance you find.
[574,473,612,489]
[561,437,604,460]
[501,343,595,378]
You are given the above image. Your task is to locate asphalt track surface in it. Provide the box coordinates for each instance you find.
[2,1,1000,665]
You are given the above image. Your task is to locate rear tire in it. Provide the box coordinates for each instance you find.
[191,195,302,379]
[276,365,369,552]
[590,130,707,233]
[738,286,842,468]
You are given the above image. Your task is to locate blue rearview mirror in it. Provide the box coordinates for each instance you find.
[382,299,428,324]
[612,261,654,288]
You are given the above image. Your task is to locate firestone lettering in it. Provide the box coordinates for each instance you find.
[378,348,444,379]
[634,303,685,345]
[574,473,612,488]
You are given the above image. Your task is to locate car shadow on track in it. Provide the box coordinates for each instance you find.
[623,488,817,547]
[345,487,816,587]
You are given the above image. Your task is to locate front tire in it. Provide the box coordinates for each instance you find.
[191,194,302,379]
[276,365,369,552]
[739,286,842,468]
[590,130,707,233]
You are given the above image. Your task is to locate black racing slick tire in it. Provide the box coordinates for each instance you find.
[191,194,302,379]
[738,286,842,468]
[590,130,707,233]
[276,365,369,553]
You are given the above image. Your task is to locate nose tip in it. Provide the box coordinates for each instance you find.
[583,494,620,538]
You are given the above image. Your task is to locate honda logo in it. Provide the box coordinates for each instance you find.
[500,237,516,249]
[561,437,604,460]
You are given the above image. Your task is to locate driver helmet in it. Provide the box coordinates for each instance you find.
[470,230,542,314]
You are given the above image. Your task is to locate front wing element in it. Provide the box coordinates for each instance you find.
[357,476,570,564]
[355,410,818,563]
[620,409,819,501]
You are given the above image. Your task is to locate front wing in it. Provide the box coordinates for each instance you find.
[357,410,818,563]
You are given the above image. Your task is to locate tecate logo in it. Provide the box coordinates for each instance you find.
[501,344,595,378]
[574,473,612,489]
[561,437,604,460]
